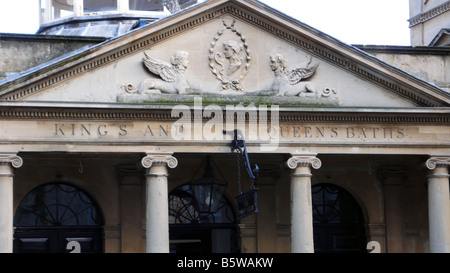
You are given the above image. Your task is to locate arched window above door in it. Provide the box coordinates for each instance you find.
[14,183,103,227]
[311,183,366,253]
[312,183,364,225]
[169,184,235,225]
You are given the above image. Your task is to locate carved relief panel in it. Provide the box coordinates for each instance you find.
[8,5,424,108]
[118,16,339,106]
[209,19,251,92]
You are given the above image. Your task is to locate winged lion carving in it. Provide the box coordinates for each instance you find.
[270,54,319,97]
[137,50,190,95]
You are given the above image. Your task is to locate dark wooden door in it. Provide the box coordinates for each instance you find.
[14,227,103,253]
[314,225,366,253]
[13,183,104,253]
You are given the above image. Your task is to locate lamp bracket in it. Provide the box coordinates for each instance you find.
[223,129,259,183]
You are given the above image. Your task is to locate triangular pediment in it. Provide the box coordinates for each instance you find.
[0,0,448,107]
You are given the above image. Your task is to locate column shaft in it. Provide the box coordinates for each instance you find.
[0,164,14,253]
[290,165,313,253]
[142,153,177,253]
[287,155,321,253]
[426,157,450,253]
[0,154,23,253]
[145,163,169,253]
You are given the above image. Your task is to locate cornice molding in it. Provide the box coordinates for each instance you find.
[408,1,450,27]
[0,103,448,124]
[0,1,448,107]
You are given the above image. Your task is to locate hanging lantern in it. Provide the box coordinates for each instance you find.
[189,157,227,214]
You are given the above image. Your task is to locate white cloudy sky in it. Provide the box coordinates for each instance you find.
[0,0,411,45]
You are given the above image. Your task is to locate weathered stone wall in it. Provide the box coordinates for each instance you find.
[0,34,104,80]
[356,45,450,92]
[408,0,450,46]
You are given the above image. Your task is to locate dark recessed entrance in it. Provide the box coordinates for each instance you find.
[312,183,367,253]
[168,184,239,253]
[13,182,104,253]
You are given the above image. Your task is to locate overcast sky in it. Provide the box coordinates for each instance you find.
[0,0,411,45]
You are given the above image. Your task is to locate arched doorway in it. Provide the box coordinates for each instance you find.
[312,183,366,253]
[168,184,239,253]
[13,182,104,253]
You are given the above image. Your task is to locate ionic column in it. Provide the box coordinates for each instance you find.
[425,156,450,253]
[286,154,322,253]
[141,153,178,253]
[0,154,23,253]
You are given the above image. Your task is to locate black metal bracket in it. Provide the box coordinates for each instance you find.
[223,129,259,183]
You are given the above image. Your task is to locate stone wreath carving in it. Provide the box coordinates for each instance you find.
[209,19,251,92]
[136,50,191,95]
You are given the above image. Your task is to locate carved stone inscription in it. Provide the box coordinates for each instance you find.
[1,118,448,151]
[49,122,408,142]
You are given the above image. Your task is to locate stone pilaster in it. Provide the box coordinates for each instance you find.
[118,166,145,253]
[141,153,178,253]
[425,156,450,253]
[286,154,321,253]
[256,167,280,253]
[0,154,23,253]
[379,166,407,253]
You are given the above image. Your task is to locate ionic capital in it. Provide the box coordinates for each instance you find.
[286,154,322,170]
[425,156,450,170]
[141,153,178,169]
[0,154,23,169]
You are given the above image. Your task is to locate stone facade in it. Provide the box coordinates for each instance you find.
[409,0,450,46]
[0,34,104,81]
[0,0,449,253]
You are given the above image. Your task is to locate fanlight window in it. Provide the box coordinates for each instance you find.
[169,184,235,224]
[312,183,364,224]
[14,183,103,227]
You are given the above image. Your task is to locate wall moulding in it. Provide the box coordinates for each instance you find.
[0,104,449,125]
[408,1,450,27]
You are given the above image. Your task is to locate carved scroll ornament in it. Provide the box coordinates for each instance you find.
[141,154,178,169]
[0,154,23,168]
[426,157,450,170]
[286,155,322,170]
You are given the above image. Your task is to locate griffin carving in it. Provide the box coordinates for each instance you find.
[137,50,190,95]
[270,54,319,96]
